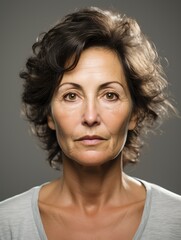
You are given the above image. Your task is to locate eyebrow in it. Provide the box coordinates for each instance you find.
[98,81,124,90]
[58,81,124,90]
[58,82,82,90]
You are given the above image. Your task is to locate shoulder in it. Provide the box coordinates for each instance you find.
[137,178,181,219]
[140,180,181,239]
[0,187,37,216]
[0,186,41,239]
[143,180,181,214]
[146,181,181,207]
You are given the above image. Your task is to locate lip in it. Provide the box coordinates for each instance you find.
[75,135,106,145]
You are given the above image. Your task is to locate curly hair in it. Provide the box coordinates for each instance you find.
[20,7,176,169]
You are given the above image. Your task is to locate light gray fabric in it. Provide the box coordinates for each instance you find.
[134,180,181,239]
[0,186,47,240]
[0,179,181,240]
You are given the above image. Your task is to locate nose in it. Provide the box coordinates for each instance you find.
[82,99,100,127]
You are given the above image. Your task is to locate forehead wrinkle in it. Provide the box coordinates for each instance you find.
[67,47,119,72]
[62,47,128,89]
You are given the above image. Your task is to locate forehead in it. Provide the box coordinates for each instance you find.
[62,47,127,87]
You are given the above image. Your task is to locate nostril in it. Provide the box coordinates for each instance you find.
[82,112,101,127]
[82,118,100,127]
[82,111,101,126]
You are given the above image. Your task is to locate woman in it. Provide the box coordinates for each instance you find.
[0,7,181,240]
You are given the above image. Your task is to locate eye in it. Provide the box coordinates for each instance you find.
[104,92,119,101]
[63,92,78,101]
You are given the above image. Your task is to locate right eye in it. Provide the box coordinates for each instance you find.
[104,92,119,101]
[63,92,78,101]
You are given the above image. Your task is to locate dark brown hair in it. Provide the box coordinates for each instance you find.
[20,7,176,169]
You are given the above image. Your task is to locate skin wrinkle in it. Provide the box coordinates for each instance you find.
[48,47,136,167]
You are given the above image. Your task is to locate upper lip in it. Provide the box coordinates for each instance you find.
[76,135,106,141]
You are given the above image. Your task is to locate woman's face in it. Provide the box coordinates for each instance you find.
[48,47,136,166]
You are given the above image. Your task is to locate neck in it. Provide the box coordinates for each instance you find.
[59,154,127,214]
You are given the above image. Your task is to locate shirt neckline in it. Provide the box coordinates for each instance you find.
[133,179,152,239]
[32,184,48,240]
[31,179,152,240]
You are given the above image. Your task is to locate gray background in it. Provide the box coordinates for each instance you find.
[1,0,181,201]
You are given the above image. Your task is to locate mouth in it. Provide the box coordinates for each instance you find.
[75,135,106,145]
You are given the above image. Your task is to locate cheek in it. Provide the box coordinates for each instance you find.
[107,108,132,156]
[53,109,80,140]
[54,114,70,136]
[103,107,131,136]
[53,115,73,153]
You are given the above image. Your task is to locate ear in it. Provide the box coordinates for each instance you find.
[128,114,137,131]
[47,115,56,130]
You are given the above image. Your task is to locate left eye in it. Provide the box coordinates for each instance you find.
[64,92,78,101]
[104,92,119,100]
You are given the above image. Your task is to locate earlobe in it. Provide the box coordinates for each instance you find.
[128,114,137,131]
[47,115,56,130]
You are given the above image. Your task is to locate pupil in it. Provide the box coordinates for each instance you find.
[70,93,75,99]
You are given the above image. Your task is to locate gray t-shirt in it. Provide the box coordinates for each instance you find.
[0,179,181,239]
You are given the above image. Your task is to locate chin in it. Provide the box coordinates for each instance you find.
[67,151,120,168]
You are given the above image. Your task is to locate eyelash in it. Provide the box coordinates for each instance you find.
[62,91,119,102]
[104,92,119,101]
[63,92,78,101]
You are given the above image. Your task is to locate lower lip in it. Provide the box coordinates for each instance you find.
[78,139,104,146]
